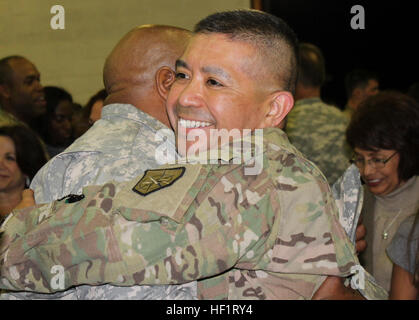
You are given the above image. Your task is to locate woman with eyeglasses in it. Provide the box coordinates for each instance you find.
[346,91,419,297]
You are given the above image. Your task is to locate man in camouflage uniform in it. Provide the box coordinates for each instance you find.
[285,43,351,185]
[0,25,195,300]
[0,10,386,299]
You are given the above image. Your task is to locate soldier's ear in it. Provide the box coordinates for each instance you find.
[265,91,294,128]
[156,66,176,101]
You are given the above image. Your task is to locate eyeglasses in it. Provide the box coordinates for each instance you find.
[350,152,397,169]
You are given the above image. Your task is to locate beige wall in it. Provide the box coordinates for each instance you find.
[0,0,250,105]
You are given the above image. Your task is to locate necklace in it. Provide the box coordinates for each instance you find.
[382,209,402,240]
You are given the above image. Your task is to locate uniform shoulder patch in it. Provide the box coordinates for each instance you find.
[132,167,186,196]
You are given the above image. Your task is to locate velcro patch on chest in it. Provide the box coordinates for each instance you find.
[132,167,186,196]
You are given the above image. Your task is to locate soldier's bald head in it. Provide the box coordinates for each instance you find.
[103,25,192,94]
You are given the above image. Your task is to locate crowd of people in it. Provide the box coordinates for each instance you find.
[0,55,107,159]
[0,9,417,300]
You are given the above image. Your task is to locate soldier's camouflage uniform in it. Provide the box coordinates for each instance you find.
[0,103,196,300]
[285,98,352,185]
[0,128,387,299]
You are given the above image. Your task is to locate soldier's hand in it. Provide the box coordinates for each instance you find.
[14,189,36,210]
[355,216,367,254]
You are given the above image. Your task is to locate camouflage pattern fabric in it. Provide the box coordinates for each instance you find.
[0,103,196,300]
[331,164,386,299]
[285,98,352,185]
[331,164,364,243]
[0,128,387,299]
[0,282,196,300]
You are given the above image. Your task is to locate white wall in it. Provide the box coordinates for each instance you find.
[0,0,250,105]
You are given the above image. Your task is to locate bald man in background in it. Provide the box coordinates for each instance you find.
[1,24,195,300]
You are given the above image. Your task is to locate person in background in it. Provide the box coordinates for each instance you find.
[87,88,107,125]
[0,125,47,223]
[0,56,46,130]
[387,208,419,299]
[347,91,419,293]
[285,43,350,185]
[39,86,74,158]
[71,89,107,140]
[71,104,89,140]
[342,69,379,122]
[71,102,83,115]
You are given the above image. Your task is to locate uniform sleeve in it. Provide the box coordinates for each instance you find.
[0,167,273,293]
[0,182,114,292]
[30,155,74,204]
[271,159,387,300]
[30,152,102,204]
[271,166,357,277]
[331,164,364,243]
[30,161,55,204]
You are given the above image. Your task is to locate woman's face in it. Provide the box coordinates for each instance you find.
[354,147,404,196]
[0,136,25,193]
[50,100,73,145]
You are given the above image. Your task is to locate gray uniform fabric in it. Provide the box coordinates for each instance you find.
[332,164,364,243]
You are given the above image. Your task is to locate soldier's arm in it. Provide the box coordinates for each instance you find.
[272,155,388,300]
[0,168,272,293]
